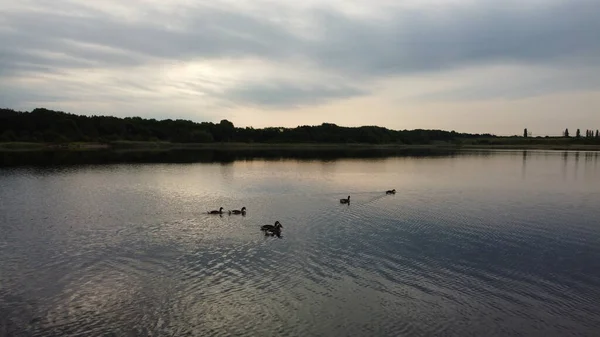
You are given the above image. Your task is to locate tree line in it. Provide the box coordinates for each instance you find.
[0,108,493,144]
[561,128,599,138]
[524,128,600,139]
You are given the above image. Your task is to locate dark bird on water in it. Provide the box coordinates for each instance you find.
[340,196,350,204]
[208,207,224,214]
[229,207,247,215]
[386,189,396,194]
[261,221,283,236]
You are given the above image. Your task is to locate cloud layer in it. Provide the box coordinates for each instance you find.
[1,0,599,132]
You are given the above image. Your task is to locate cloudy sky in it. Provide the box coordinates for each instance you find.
[1,0,599,135]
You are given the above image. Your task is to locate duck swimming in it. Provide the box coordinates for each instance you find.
[207,207,224,214]
[386,189,396,195]
[261,221,283,235]
[340,196,350,204]
[229,207,247,215]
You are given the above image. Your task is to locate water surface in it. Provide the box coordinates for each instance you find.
[1,150,600,336]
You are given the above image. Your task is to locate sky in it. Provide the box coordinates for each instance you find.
[1,0,599,135]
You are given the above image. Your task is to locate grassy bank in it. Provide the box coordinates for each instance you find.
[1,140,600,152]
[460,144,600,151]
[0,141,447,151]
[457,136,600,151]
[0,142,109,151]
[0,142,47,150]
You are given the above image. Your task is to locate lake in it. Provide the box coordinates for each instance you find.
[1,149,600,336]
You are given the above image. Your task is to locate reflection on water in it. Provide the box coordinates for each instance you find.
[0,147,461,167]
[1,150,600,336]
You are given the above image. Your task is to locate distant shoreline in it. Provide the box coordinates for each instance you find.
[1,141,600,152]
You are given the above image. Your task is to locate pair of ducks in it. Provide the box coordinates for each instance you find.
[207,207,246,215]
[339,189,396,204]
[208,207,283,237]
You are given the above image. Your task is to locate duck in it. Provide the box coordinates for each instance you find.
[340,196,350,204]
[386,189,396,195]
[229,207,247,215]
[261,221,283,234]
[207,207,224,214]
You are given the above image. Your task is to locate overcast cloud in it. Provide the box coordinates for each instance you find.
[1,0,599,134]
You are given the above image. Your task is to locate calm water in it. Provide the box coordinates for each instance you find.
[1,150,600,336]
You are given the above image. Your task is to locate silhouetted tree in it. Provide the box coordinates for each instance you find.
[1,130,16,142]
[214,119,235,142]
[596,130,599,138]
[523,128,528,138]
[576,129,581,138]
[189,130,213,143]
[564,128,570,137]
